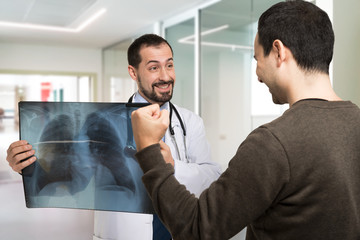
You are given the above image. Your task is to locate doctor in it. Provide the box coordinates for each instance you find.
[93,34,222,240]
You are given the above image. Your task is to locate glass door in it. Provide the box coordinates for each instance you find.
[199,0,280,170]
[164,16,196,113]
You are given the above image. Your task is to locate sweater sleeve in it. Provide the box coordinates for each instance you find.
[135,127,290,240]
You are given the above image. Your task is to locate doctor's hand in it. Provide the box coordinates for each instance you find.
[131,104,169,151]
[159,140,174,166]
[6,140,37,174]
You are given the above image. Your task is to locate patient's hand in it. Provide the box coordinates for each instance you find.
[131,104,169,151]
[159,140,174,166]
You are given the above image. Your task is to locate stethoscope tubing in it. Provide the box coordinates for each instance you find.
[127,94,188,161]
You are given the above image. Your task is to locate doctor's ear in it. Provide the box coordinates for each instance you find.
[128,65,137,80]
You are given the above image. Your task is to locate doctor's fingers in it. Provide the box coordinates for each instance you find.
[7,140,32,159]
[159,140,170,151]
[12,156,37,174]
[7,152,36,173]
[7,143,36,173]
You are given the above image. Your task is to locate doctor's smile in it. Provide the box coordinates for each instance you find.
[153,80,174,92]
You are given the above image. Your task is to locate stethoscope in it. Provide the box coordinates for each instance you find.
[127,94,188,161]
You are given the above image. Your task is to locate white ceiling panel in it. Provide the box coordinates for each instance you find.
[0,0,97,26]
[24,0,97,26]
[0,0,34,21]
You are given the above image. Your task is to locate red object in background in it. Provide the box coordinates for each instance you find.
[41,82,52,102]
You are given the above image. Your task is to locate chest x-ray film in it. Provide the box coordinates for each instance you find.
[19,101,154,214]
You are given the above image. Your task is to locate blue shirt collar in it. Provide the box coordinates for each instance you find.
[133,91,169,111]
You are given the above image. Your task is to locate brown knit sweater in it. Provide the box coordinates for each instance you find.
[136,100,360,240]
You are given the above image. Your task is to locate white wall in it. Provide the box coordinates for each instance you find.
[201,49,252,171]
[217,51,252,170]
[103,47,135,102]
[333,0,360,106]
[0,42,102,101]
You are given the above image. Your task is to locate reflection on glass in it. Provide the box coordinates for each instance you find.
[200,0,255,169]
[19,101,153,214]
[165,18,195,112]
[199,0,282,170]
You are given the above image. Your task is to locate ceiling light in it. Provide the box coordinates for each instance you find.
[0,8,106,33]
[0,21,77,32]
[178,24,253,51]
[178,24,229,43]
[76,8,107,31]
[198,41,253,51]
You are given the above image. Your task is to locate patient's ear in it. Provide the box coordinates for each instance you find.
[273,39,287,67]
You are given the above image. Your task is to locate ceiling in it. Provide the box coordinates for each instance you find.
[0,0,212,49]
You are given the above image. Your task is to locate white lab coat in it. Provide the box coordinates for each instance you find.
[93,94,222,240]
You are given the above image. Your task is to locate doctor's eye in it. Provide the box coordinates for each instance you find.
[149,65,159,71]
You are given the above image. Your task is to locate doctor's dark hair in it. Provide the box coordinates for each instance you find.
[257,0,334,74]
[127,34,174,69]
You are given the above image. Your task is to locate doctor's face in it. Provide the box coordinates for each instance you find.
[130,43,175,105]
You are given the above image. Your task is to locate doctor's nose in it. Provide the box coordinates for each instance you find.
[159,67,172,81]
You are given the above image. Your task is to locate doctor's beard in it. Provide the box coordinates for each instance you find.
[137,77,174,104]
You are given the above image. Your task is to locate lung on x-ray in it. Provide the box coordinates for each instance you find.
[19,101,154,214]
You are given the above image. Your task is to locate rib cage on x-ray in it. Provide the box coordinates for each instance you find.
[19,101,154,214]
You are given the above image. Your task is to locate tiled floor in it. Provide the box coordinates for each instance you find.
[0,119,94,240]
